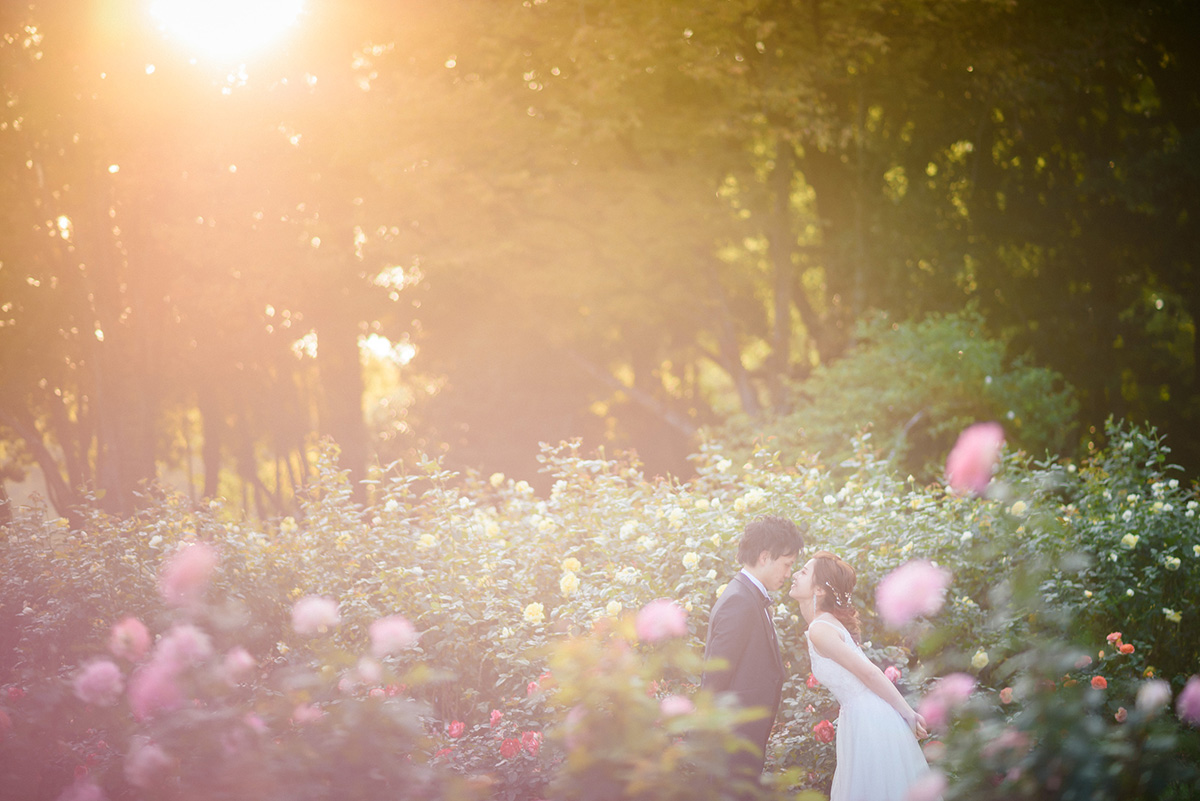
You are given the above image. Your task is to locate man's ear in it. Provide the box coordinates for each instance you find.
[753,550,771,568]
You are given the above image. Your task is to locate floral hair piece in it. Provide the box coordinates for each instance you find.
[823,581,851,607]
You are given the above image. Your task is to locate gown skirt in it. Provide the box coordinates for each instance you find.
[807,618,931,801]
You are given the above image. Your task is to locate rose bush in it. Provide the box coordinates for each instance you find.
[1,421,1199,799]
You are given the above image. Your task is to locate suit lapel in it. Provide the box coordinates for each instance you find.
[734,573,784,675]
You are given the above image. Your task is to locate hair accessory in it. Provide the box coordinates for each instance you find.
[823,581,851,608]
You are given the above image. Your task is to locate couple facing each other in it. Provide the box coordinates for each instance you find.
[701,515,931,801]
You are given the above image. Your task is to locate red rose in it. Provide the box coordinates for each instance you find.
[1091,676,1108,690]
[1119,643,1135,655]
[813,719,835,743]
[499,737,521,759]
[448,720,465,739]
[806,673,819,689]
[521,731,542,756]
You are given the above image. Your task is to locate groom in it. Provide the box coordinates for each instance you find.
[702,514,806,788]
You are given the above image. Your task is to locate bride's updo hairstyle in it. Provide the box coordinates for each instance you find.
[811,550,860,640]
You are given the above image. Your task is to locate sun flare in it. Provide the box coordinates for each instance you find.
[149,0,305,62]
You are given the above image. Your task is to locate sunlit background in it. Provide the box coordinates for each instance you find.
[2,0,1198,521]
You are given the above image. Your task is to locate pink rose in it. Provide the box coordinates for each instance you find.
[109,617,151,662]
[875,560,952,628]
[124,738,173,789]
[1137,679,1172,713]
[154,624,213,669]
[490,709,504,727]
[635,599,688,642]
[884,666,902,683]
[369,614,418,657]
[291,596,341,635]
[159,543,218,606]
[73,660,125,707]
[945,422,1005,495]
[999,686,1014,704]
[659,694,695,716]
[291,703,325,726]
[55,780,107,801]
[918,673,976,730]
[1115,706,1128,723]
[806,673,820,688]
[904,770,948,801]
[1177,675,1200,725]
[499,737,521,759]
[813,719,835,743]
[448,720,465,738]
[128,660,184,721]
[222,647,255,685]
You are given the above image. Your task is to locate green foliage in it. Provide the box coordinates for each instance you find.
[709,309,1079,481]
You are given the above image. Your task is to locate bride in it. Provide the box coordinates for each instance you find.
[790,551,933,801]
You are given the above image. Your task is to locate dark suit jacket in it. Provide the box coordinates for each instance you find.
[700,571,785,766]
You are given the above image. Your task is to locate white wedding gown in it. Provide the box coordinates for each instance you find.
[807,617,931,801]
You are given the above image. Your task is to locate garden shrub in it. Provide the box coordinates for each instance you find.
[1,420,1199,800]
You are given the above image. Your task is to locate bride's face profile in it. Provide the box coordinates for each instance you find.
[789,559,815,601]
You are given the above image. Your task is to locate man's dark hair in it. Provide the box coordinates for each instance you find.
[737,515,806,565]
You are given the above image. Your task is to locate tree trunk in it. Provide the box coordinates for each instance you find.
[316,307,368,501]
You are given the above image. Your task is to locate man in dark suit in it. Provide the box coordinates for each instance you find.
[702,514,806,792]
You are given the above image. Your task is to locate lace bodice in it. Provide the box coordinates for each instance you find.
[806,617,875,708]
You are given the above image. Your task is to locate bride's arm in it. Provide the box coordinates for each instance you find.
[808,623,929,738]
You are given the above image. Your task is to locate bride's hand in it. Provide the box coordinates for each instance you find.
[911,712,929,740]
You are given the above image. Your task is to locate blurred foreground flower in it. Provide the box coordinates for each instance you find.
[945,422,1004,495]
[1178,675,1200,725]
[905,770,947,801]
[918,673,976,729]
[659,694,695,716]
[370,614,418,657]
[1137,679,1172,713]
[292,596,341,635]
[876,560,952,628]
[109,617,151,662]
[159,542,218,606]
[635,599,688,642]
[73,660,124,707]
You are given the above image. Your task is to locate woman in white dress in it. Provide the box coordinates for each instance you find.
[790,551,932,801]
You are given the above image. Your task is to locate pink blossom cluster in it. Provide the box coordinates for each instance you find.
[73,660,125,707]
[158,542,219,607]
[917,672,976,730]
[1178,675,1200,725]
[875,560,952,628]
[945,422,1005,496]
[369,614,418,657]
[659,694,695,716]
[109,617,151,662]
[128,623,216,721]
[635,599,688,642]
[292,596,341,635]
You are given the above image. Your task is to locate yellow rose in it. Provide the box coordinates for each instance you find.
[560,571,580,596]
[523,602,545,624]
[489,472,505,488]
[606,600,622,617]
[972,649,990,670]
[418,533,437,548]
[682,552,700,569]
[1121,533,1139,549]
[562,557,582,573]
